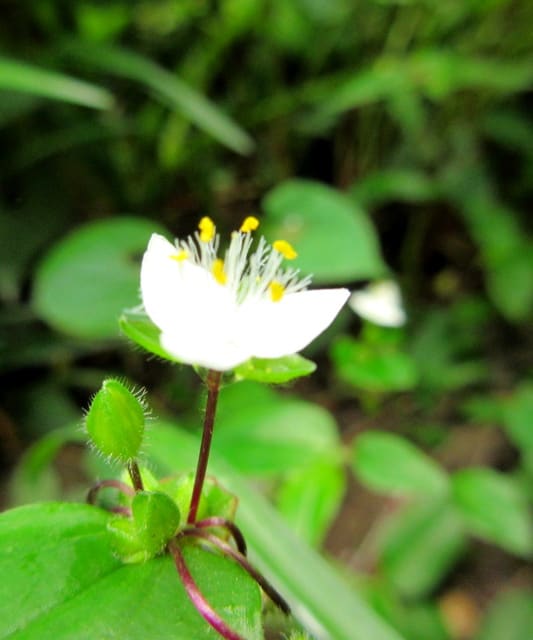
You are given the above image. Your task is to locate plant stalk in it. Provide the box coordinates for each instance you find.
[187,369,222,523]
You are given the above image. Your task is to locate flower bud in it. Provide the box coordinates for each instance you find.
[85,379,146,463]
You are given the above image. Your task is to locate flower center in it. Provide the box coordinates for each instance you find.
[170,216,311,304]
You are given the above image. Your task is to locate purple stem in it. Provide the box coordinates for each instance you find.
[194,517,247,556]
[168,539,245,640]
[127,460,144,492]
[87,479,136,506]
[184,530,290,615]
[187,369,222,524]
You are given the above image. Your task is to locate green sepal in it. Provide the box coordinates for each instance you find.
[234,354,316,384]
[85,379,146,463]
[119,310,181,362]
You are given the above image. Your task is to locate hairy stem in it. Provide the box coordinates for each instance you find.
[187,369,222,524]
[127,460,144,492]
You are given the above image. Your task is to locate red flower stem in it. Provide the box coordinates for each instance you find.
[187,369,222,524]
[87,479,135,505]
[127,460,144,492]
[194,517,247,556]
[168,539,245,640]
[185,530,290,614]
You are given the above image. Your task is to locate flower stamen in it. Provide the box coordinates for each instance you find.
[273,239,297,260]
[239,216,259,233]
[269,281,285,302]
[171,249,189,262]
[199,217,216,243]
[212,259,227,285]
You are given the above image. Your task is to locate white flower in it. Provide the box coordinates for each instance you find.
[349,280,406,327]
[140,217,350,371]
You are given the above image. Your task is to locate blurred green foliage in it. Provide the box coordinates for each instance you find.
[1,1,532,639]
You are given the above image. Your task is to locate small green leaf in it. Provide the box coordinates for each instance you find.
[452,468,533,556]
[234,354,316,384]
[262,179,386,283]
[33,218,164,338]
[352,431,449,498]
[0,56,113,109]
[379,500,467,599]
[85,379,146,463]
[332,335,418,393]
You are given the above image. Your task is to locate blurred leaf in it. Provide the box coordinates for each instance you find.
[475,589,533,640]
[62,42,254,154]
[262,180,386,283]
[501,382,533,453]
[0,503,262,640]
[213,381,341,475]
[0,56,113,109]
[276,459,346,546]
[33,218,163,339]
[452,468,533,556]
[379,500,467,599]
[234,354,316,384]
[145,421,406,640]
[366,582,450,640]
[352,431,449,498]
[332,335,418,393]
[350,169,438,208]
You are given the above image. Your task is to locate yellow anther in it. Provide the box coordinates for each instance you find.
[240,216,260,233]
[170,249,188,262]
[212,259,227,285]
[198,216,216,243]
[273,239,297,260]
[269,281,285,302]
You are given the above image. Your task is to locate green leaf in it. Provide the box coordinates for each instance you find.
[475,589,533,640]
[213,381,342,475]
[276,459,346,546]
[332,335,418,393]
[62,42,254,154]
[452,468,533,556]
[262,179,386,283]
[234,354,316,384]
[501,383,533,452]
[352,431,449,498]
[379,500,467,599]
[0,56,113,110]
[145,421,406,640]
[33,218,163,339]
[0,502,262,640]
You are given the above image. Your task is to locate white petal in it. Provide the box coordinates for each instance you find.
[140,233,232,334]
[160,326,251,371]
[349,281,406,327]
[238,288,350,359]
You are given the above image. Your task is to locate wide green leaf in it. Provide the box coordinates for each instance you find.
[352,431,449,498]
[501,382,533,453]
[0,56,113,109]
[33,218,163,339]
[0,502,262,640]
[61,42,254,154]
[212,381,341,475]
[262,179,386,283]
[452,468,533,556]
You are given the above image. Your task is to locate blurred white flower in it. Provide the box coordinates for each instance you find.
[349,280,406,327]
[141,217,349,371]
